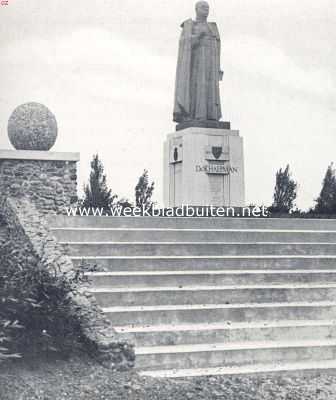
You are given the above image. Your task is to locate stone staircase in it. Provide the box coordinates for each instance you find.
[50,216,336,377]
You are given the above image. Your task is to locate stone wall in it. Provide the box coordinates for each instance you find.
[0,195,135,370]
[0,217,8,245]
[0,158,78,215]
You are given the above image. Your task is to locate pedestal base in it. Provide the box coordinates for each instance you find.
[176,120,231,131]
[0,150,80,214]
[163,127,245,207]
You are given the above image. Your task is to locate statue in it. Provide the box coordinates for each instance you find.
[173,1,225,129]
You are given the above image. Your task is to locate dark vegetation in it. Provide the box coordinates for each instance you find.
[135,169,155,208]
[81,153,118,213]
[314,163,336,215]
[269,164,297,214]
[80,153,156,214]
[268,163,336,218]
[0,240,91,362]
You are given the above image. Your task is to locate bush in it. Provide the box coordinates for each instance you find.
[135,170,155,208]
[82,154,117,213]
[0,317,21,362]
[314,163,336,214]
[0,240,92,360]
[269,165,297,214]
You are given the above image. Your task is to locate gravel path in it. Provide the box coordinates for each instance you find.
[1,356,336,399]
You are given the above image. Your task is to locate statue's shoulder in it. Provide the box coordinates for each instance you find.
[180,19,193,28]
[208,22,219,29]
[208,22,220,38]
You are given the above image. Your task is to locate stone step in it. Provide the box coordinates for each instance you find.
[73,255,336,271]
[139,359,336,378]
[64,242,336,257]
[102,302,336,326]
[53,215,336,376]
[135,339,336,370]
[91,285,336,307]
[86,269,336,288]
[51,215,336,230]
[115,320,336,347]
[51,227,336,243]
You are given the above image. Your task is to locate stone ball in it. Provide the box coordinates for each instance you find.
[8,102,58,151]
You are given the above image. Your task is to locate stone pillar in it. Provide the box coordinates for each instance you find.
[0,150,80,215]
[163,127,245,207]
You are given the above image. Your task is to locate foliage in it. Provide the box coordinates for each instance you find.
[0,241,92,360]
[135,170,155,208]
[0,317,21,362]
[314,163,336,214]
[269,164,297,214]
[82,154,117,212]
[110,198,135,216]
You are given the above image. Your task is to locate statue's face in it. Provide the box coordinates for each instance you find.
[196,1,210,19]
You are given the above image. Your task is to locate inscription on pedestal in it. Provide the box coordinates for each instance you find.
[195,164,238,174]
[209,175,224,205]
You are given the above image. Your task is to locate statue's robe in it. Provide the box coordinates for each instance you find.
[173,19,222,123]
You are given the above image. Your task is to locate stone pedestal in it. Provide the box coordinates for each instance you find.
[0,150,80,215]
[163,127,245,207]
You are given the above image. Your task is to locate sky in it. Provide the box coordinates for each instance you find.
[0,0,335,209]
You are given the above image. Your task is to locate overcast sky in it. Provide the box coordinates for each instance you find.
[0,0,335,209]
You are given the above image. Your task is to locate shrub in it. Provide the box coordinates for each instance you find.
[81,153,118,213]
[0,240,92,360]
[269,164,297,214]
[314,163,336,214]
[0,317,22,362]
[135,169,155,208]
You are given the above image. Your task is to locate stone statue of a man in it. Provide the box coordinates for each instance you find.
[173,1,223,127]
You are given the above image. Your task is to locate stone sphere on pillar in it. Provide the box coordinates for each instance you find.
[7,102,58,151]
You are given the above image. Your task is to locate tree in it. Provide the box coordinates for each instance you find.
[135,170,155,208]
[270,164,297,213]
[82,154,117,211]
[314,163,336,214]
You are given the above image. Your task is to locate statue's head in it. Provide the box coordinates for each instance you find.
[195,1,210,19]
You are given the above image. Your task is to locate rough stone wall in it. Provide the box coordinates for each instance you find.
[0,195,135,370]
[0,159,78,215]
[0,217,8,245]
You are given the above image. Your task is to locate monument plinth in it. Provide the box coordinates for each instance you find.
[164,1,245,207]
[164,127,244,207]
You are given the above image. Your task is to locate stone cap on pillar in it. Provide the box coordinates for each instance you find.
[0,149,80,162]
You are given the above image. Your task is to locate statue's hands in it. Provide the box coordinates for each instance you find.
[219,70,224,80]
[198,24,208,37]
[191,25,208,46]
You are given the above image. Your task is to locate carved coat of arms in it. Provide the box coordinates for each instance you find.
[212,146,223,160]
